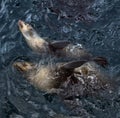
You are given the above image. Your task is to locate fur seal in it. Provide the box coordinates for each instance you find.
[13,57,108,92]
[18,20,92,59]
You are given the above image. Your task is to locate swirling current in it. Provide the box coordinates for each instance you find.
[0,0,120,118]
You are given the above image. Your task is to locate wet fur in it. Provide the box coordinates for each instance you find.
[14,62,61,91]
[27,65,57,91]
[74,61,109,80]
[13,61,74,91]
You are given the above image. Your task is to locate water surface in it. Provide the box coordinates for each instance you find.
[0,0,120,118]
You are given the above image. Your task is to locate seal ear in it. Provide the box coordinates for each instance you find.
[60,60,87,70]
[49,40,70,50]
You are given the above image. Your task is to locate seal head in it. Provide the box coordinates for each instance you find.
[18,20,48,53]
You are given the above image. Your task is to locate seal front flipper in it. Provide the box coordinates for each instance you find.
[59,56,108,70]
[60,60,87,70]
[49,40,70,50]
[92,57,108,68]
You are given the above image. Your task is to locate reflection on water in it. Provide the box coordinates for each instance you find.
[0,0,120,117]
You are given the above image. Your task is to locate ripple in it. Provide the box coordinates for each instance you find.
[1,42,16,54]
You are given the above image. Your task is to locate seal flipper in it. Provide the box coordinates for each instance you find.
[92,57,108,68]
[49,40,70,50]
[60,60,87,70]
[60,56,108,70]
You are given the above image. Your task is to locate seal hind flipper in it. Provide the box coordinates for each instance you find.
[60,60,87,70]
[49,40,70,50]
[92,57,108,68]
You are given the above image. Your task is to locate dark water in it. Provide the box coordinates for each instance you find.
[0,0,120,118]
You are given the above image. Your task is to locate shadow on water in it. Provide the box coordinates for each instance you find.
[0,0,120,117]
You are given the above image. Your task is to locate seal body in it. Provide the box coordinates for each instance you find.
[13,57,108,92]
[13,60,88,92]
[18,20,92,59]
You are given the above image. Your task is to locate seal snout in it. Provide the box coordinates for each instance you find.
[13,61,33,72]
[18,20,25,29]
[13,62,25,72]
